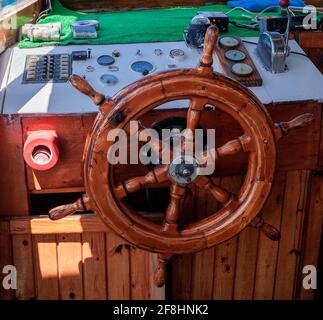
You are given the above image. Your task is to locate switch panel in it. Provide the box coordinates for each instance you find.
[23,54,72,84]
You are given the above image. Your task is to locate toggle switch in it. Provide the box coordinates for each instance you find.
[23,130,60,171]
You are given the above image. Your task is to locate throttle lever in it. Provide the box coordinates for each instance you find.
[69,74,105,106]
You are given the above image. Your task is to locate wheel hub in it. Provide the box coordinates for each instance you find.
[168,155,200,185]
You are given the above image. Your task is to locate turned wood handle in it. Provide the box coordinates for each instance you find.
[259,222,281,241]
[200,25,219,67]
[49,195,88,220]
[153,259,168,288]
[279,113,314,135]
[69,75,105,106]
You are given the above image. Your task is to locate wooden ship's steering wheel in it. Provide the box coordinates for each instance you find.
[49,26,314,287]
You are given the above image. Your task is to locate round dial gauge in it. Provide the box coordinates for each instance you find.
[169,49,185,61]
[99,74,118,86]
[231,63,254,77]
[225,49,246,62]
[97,55,115,66]
[131,61,154,74]
[219,36,240,48]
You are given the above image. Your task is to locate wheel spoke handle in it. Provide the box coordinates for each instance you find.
[69,75,106,106]
[275,113,314,140]
[49,194,89,220]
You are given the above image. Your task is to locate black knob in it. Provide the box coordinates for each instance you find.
[142,69,149,76]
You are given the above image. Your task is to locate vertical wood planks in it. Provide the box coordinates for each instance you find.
[12,235,35,300]
[82,232,107,300]
[0,221,14,300]
[233,227,259,300]
[254,172,287,300]
[33,234,59,299]
[130,247,151,300]
[0,115,29,216]
[106,231,131,300]
[57,234,83,300]
[213,176,241,300]
[298,174,323,299]
[274,170,310,300]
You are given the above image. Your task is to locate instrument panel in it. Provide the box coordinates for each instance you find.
[1,39,323,114]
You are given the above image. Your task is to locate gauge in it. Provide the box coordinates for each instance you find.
[225,50,246,62]
[99,74,118,86]
[97,55,115,66]
[231,63,253,77]
[154,49,163,56]
[108,66,119,72]
[169,49,185,61]
[219,36,240,48]
[131,61,154,74]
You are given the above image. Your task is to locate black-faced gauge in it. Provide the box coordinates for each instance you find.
[231,63,253,77]
[131,61,154,74]
[225,49,246,62]
[97,55,115,66]
[169,49,185,62]
[219,36,240,48]
[99,74,118,86]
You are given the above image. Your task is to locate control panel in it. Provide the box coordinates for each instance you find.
[23,54,72,83]
[1,40,323,114]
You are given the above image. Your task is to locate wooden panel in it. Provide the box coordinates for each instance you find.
[190,182,219,299]
[0,115,29,216]
[267,102,321,172]
[16,103,321,194]
[214,37,262,87]
[12,235,35,300]
[57,234,84,300]
[0,221,14,300]
[171,254,193,299]
[233,227,259,300]
[22,114,95,192]
[82,232,107,300]
[319,106,323,167]
[212,176,241,300]
[106,231,131,299]
[7,214,107,235]
[130,247,151,299]
[274,170,310,300]
[33,234,59,299]
[297,174,323,299]
[60,0,204,11]
[253,171,286,300]
[298,31,323,49]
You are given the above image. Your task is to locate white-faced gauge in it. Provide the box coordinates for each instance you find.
[231,63,254,77]
[225,49,246,62]
[219,36,240,48]
[169,49,185,62]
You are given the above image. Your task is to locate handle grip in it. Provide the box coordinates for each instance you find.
[49,195,88,220]
[69,75,105,106]
[259,222,281,241]
[199,25,219,68]
[275,113,314,140]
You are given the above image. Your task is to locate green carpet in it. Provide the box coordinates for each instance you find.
[18,0,288,48]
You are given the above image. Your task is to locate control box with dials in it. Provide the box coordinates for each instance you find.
[23,54,72,83]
